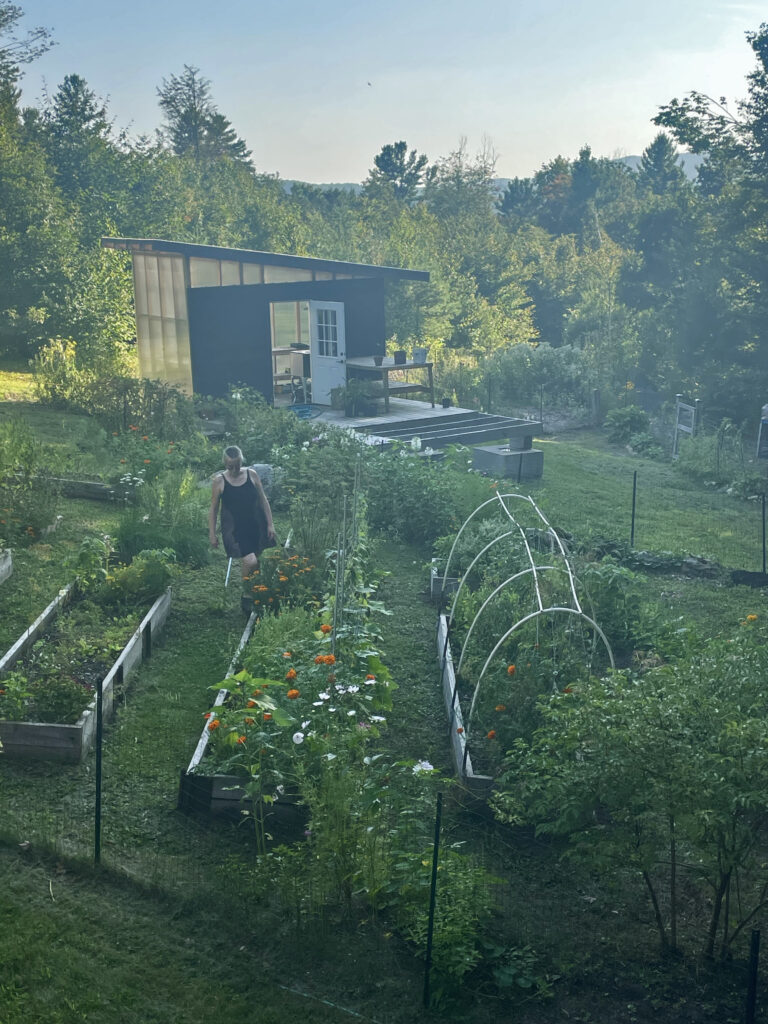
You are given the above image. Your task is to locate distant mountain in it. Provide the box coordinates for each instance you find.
[285,153,704,199]
[492,153,704,195]
[616,152,704,179]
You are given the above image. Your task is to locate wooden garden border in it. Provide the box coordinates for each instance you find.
[0,586,172,762]
[437,613,493,798]
[177,612,304,828]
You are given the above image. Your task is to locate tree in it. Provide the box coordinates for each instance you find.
[363,140,428,202]
[637,132,686,195]
[157,65,251,165]
[654,23,768,172]
[0,1,53,82]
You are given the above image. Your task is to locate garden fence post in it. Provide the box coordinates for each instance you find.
[423,791,443,1009]
[630,470,637,548]
[746,928,760,1024]
[94,677,103,865]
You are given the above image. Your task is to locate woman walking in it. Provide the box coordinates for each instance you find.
[209,446,276,598]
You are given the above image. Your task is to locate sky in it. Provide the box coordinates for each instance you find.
[12,0,768,183]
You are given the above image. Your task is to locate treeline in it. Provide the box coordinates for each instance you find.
[2,2,768,422]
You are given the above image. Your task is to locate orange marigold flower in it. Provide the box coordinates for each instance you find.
[456,727,464,734]
[746,613,758,622]
[495,704,506,712]
[208,719,220,731]
[144,459,151,464]
[247,699,257,708]
[279,575,288,582]
[141,435,149,440]
[244,716,255,725]
[285,668,297,680]
[365,674,376,680]
[263,712,272,721]
[204,712,212,719]
[314,655,324,664]
[320,624,332,634]
[283,651,292,658]
[487,730,496,739]
[236,735,246,744]
[325,654,336,665]
[507,664,516,675]
[287,688,300,699]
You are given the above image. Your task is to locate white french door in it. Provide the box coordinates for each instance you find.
[308,301,346,405]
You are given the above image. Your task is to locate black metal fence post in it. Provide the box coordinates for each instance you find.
[630,470,638,548]
[746,928,760,1024]
[94,678,103,865]
[423,791,443,1009]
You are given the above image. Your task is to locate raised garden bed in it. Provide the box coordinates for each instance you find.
[0,548,11,584]
[177,612,305,829]
[0,586,172,762]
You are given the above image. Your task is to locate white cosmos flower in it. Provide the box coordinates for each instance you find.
[371,715,386,723]
[347,710,356,717]
[346,685,359,693]
[412,760,434,774]
[301,720,310,729]
[318,691,330,700]
[292,732,304,744]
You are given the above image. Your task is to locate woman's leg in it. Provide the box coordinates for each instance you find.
[241,552,259,579]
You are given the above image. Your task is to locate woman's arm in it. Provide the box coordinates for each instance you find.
[250,470,277,545]
[209,476,223,547]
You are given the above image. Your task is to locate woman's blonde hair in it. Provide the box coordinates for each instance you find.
[223,445,244,463]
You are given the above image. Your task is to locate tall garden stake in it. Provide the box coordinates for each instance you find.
[746,928,760,1024]
[630,470,637,547]
[94,677,103,864]
[423,791,443,1008]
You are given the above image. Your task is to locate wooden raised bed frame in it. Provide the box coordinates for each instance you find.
[177,613,304,829]
[0,586,172,762]
[437,613,493,798]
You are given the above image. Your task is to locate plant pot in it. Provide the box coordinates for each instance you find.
[393,350,406,365]
[412,347,427,364]
[373,355,384,366]
[441,397,452,409]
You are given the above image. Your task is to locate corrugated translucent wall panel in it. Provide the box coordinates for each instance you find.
[221,261,241,285]
[132,253,192,393]
[190,258,221,287]
[264,265,313,283]
[242,263,264,284]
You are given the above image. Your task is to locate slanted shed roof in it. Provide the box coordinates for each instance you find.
[101,237,429,282]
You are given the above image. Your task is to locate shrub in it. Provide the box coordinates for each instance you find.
[115,470,209,565]
[604,404,650,444]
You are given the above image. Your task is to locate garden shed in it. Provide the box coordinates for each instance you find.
[101,237,429,405]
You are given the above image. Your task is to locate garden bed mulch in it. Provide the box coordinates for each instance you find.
[0,586,172,762]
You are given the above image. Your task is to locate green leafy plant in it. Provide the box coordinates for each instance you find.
[604,404,651,444]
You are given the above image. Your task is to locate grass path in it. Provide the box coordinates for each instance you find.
[0,533,450,1024]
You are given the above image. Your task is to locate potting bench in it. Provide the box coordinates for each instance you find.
[345,357,435,413]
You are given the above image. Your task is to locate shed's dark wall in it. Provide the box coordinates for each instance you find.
[188,286,272,399]
[187,277,387,397]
